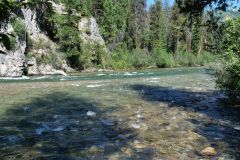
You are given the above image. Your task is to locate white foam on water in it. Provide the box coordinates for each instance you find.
[147,72,154,75]
[50,126,65,132]
[149,80,158,83]
[124,72,134,76]
[96,73,106,76]
[233,125,240,130]
[33,76,48,80]
[150,77,159,80]
[86,84,104,88]
[109,73,118,76]
[0,76,30,80]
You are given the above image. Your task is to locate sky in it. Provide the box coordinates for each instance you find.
[147,0,239,11]
[147,0,175,9]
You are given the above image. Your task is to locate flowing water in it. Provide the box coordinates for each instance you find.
[0,67,240,160]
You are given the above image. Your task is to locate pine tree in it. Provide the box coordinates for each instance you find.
[149,0,166,51]
[125,0,148,50]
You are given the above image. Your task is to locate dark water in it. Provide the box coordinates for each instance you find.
[0,67,239,160]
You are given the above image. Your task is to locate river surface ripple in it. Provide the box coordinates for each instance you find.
[0,67,239,160]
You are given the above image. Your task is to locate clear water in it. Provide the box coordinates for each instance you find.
[0,67,239,160]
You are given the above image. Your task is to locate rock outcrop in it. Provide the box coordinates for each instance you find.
[78,17,105,45]
[0,23,26,77]
[0,4,105,77]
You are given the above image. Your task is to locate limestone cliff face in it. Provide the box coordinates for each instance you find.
[78,17,105,45]
[0,5,105,77]
[0,23,26,77]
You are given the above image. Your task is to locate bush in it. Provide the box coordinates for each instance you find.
[130,48,150,69]
[10,17,26,40]
[151,48,175,68]
[177,51,193,66]
[216,58,240,100]
[107,46,132,70]
[216,17,240,101]
[80,43,108,69]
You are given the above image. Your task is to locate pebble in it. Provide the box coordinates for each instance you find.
[200,147,217,156]
[131,124,140,129]
[86,111,96,117]
[136,114,144,119]
[121,147,132,157]
[133,140,146,149]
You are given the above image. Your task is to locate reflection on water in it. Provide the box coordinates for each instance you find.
[0,67,240,159]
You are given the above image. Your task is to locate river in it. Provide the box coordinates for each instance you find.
[0,67,239,159]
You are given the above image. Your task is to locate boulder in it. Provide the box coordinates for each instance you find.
[200,147,217,156]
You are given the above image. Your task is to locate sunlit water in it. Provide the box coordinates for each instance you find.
[0,67,239,160]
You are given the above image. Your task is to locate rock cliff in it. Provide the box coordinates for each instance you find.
[0,4,105,77]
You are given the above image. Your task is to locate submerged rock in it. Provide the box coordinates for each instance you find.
[86,111,96,117]
[200,147,217,156]
[121,147,132,157]
[101,119,114,126]
[35,127,47,135]
[7,135,20,144]
[35,121,67,135]
[131,124,141,129]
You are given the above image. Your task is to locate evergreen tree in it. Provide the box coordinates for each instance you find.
[125,0,148,50]
[149,0,166,51]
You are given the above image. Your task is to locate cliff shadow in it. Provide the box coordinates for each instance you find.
[0,92,154,160]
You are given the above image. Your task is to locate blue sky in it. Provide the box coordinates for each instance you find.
[147,0,239,10]
[147,0,175,9]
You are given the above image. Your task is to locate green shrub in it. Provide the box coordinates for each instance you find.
[177,51,191,66]
[80,43,108,69]
[107,46,132,70]
[216,58,240,100]
[8,35,17,51]
[151,48,175,68]
[130,48,150,69]
[10,17,26,40]
[36,54,51,65]
[216,17,240,101]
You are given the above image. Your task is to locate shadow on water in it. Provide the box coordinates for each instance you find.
[131,84,240,158]
[0,92,154,160]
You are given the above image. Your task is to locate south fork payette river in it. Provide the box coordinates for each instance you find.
[0,67,240,160]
